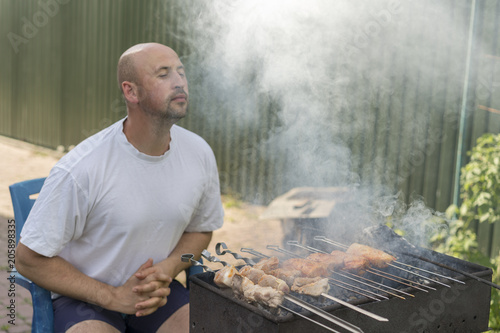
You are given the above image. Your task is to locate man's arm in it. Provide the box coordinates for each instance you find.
[135,231,212,284]
[16,242,169,316]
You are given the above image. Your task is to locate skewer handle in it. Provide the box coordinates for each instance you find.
[181,253,214,272]
[201,250,229,266]
[215,242,257,265]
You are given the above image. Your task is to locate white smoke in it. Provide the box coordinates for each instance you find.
[171,0,471,236]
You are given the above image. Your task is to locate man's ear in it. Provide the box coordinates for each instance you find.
[121,81,139,104]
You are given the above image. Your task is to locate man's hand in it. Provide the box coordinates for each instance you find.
[133,259,173,316]
[112,259,172,317]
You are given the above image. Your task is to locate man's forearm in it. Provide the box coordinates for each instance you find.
[16,242,117,307]
[157,231,213,279]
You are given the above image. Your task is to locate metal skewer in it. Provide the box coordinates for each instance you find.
[320,293,388,322]
[280,244,413,298]
[391,261,466,285]
[203,249,359,333]
[258,245,390,322]
[367,268,431,292]
[241,247,270,259]
[312,237,454,288]
[279,243,416,298]
[404,252,500,291]
[181,253,214,272]
[279,304,343,333]
[327,276,386,301]
[222,246,389,322]
[201,249,230,266]
[333,271,410,300]
[387,263,451,288]
[216,242,257,265]
[285,294,364,333]
[243,247,386,301]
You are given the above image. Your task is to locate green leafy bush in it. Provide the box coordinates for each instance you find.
[440,133,500,331]
[383,133,500,329]
[458,133,500,226]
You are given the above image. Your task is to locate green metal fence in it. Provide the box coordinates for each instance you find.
[1,0,499,255]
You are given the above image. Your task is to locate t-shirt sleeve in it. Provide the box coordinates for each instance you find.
[19,167,89,257]
[184,148,224,232]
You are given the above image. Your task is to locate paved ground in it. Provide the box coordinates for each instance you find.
[0,137,60,333]
[0,135,283,332]
[0,216,32,333]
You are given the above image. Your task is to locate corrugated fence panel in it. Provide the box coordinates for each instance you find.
[3,0,63,148]
[468,0,500,258]
[0,0,14,137]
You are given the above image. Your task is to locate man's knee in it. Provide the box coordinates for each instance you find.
[157,304,189,333]
[65,320,121,333]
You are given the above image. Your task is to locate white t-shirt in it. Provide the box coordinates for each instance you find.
[20,118,224,288]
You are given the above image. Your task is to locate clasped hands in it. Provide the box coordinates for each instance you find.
[116,258,172,317]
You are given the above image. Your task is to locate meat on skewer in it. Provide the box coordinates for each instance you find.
[282,258,329,277]
[346,243,396,268]
[249,249,374,279]
[341,253,370,274]
[239,265,329,297]
[253,256,280,271]
[232,273,285,308]
[268,268,302,286]
[214,264,238,288]
[239,265,266,283]
[239,265,290,293]
[214,265,284,308]
[306,251,370,275]
[307,251,345,271]
[291,277,331,297]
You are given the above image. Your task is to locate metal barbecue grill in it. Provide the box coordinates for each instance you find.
[187,188,493,332]
[188,225,492,332]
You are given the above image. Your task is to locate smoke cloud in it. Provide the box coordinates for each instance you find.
[171,0,471,238]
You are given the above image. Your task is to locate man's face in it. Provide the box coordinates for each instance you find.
[135,46,189,121]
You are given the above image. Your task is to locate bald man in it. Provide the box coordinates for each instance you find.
[16,43,224,333]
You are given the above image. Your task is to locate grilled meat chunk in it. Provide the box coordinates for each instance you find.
[268,268,302,286]
[214,265,238,288]
[306,250,369,275]
[307,251,345,271]
[232,273,255,298]
[291,277,330,297]
[232,273,284,308]
[239,265,290,293]
[245,284,284,308]
[346,243,396,268]
[342,253,370,274]
[282,258,329,277]
[239,265,266,284]
[253,256,280,272]
[258,274,290,294]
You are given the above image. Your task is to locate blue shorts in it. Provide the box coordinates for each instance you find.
[52,280,189,333]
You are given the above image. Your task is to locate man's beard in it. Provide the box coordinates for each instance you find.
[141,93,188,123]
[157,102,187,121]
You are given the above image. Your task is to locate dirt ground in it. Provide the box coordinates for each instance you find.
[0,134,284,269]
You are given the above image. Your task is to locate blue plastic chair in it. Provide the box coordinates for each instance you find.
[10,177,204,332]
[9,177,53,333]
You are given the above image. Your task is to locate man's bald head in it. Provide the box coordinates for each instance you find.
[117,43,179,93]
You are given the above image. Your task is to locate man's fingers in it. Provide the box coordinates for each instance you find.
[136,258,154,274]
[133,280,171,294]
[135,267,172,283]
[135,296,168,317]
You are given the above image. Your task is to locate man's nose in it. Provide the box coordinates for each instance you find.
[172,72,186,88]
